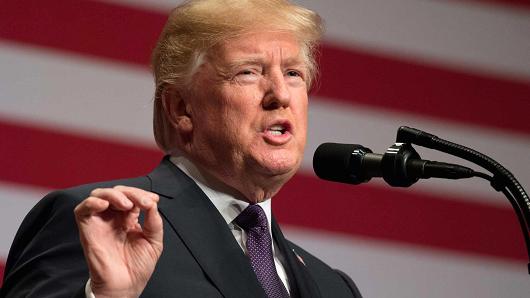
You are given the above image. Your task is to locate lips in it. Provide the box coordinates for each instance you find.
[263,120,292,145]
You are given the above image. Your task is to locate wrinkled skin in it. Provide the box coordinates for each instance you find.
[75,30,309,296]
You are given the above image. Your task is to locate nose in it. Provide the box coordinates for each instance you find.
[262,70,291,110]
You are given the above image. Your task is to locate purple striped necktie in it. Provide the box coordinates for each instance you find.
[235,204,290,298]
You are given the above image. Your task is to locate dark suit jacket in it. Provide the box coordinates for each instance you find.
[1,157,362,298]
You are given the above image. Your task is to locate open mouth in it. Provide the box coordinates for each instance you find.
[263,121,292,145]
[267,124,288,136]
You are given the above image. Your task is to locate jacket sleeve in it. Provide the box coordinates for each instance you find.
[1,190,89,298]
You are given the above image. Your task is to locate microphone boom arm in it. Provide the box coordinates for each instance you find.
[396,126,530,274]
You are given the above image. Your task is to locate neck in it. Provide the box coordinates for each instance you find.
[173,155,290,203]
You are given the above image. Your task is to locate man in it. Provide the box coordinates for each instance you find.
[1,0,362,297]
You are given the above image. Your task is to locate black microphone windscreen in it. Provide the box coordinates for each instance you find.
[313,143,368,184]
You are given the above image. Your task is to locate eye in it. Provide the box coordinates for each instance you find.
[235,68,262,78]
[238,69,255,76]
[285,69,306,84]
[235,66,262,76]
[286,70,301,77]
[232,68,261,84]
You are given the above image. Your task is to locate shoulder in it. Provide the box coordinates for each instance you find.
[287,240,363,298]
[37,175,148,214]
[60,175,152,200]
[9,175,151,240]
[4,176,151,266]
[24,175,151,219]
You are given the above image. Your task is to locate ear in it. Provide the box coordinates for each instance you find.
[161,85,193,134]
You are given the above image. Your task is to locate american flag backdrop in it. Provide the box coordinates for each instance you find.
[1,0,529,296]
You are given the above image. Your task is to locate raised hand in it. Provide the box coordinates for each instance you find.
[74,186,163,298]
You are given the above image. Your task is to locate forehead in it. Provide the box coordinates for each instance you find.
[210,31,304,63]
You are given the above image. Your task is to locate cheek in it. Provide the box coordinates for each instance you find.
[295,101,309,153]
[204,102,253,148]
[296,98,309,131]
[221,90,261,130]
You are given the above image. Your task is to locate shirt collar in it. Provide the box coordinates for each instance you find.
[169,156,273,232]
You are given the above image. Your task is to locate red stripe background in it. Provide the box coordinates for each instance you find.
[465,0,530,8]
[0,0,165,66]
[0,119,162,189]
[316,44,530,134]
[0,263,4,287]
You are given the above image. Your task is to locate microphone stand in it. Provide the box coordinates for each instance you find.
[394,126,530,275]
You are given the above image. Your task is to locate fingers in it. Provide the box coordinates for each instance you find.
[115,186,162,243]
[113,186,159,209]
[143,201,163,243]
[74,196,111,218]
[75,186,159,219]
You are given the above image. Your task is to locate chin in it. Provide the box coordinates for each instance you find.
[257,154,301,178]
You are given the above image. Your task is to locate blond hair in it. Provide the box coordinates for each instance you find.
[152,0,324,153]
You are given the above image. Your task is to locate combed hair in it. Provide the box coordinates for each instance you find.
[152,0,324,153]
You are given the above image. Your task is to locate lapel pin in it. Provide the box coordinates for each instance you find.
[292,249,306,266]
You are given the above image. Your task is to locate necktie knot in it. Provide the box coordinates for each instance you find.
[235,204,268,231]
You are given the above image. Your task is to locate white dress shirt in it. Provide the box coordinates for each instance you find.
[86,156,290,297]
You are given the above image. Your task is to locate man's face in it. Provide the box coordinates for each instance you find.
[184,31,309,201]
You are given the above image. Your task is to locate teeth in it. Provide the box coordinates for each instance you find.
[269,125,284,131]
[268,124,285,135]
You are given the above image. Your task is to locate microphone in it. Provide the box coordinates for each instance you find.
[313,142,476,187]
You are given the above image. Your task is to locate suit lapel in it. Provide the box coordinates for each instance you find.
[272,217,322,298]
[148,158,267,298]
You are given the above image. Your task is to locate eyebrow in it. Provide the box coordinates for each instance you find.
[221,56,307,71]
[224,57,264,70]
